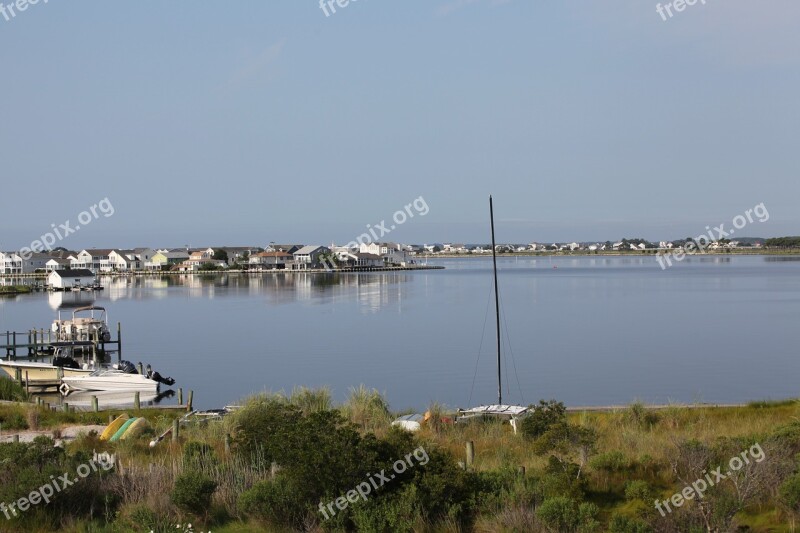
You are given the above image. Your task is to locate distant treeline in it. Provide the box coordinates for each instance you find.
[765,236,800,248]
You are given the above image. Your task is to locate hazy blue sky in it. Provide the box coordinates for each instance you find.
[1,0,798,250]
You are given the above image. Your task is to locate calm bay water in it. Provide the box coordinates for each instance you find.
[1,255,798,410]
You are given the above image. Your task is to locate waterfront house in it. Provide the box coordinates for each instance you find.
[0,252,22,274]
[249,251,292,270]
[47,269,95,290]
[74,249,115,272]
[46,258,72,272]
[146,250,190,270]
[21,252,56,273]
[267,244,303,254]
[336,251,383,268]
[291,246,330,270]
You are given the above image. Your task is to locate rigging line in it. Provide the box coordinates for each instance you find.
[467,277,494,407]
[498,288,525,405]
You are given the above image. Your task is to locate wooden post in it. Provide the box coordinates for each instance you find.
[224,434,231,454]
[11,332,16,360]
[12,435,19,443]
[117,322,122,364]
[134,392,140,410]
[63,403,69,413]
[44,403,50,411]
[172,419,179,442]
[178,388,183,405]
[14,367,21,385]
[92,396,99,412]
[24,372,29,394]
[108,414,114,424]
[466,441,475,468]
[186,390,193,412]
[137,362,143,375]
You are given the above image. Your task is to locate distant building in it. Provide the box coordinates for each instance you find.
[47,269,95,290]
[249,251,292,270]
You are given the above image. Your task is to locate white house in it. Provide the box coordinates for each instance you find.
[0,252,22,274]
[46,258,71,272]
[21,253,55,273]
[47,269,96,290]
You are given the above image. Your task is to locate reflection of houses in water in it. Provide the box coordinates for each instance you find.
[35,273,415,311]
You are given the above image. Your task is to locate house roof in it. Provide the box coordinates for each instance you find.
[355,253,382,260]
[51,269,95,278]
[294,245,326,255]
[80,249,115,256]
[255,252,292,258]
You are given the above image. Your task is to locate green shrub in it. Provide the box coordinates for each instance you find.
[779,472,800,513]
[183,441,216,468]
[536,497,599,532]
[171,471,217,516]
[609,513,654,533]
[0,378,28,401]
[238,475,306,527]
[624,480,652,503]
[520,399,566,440]
[589,450,630,472]
[625,402,660,429]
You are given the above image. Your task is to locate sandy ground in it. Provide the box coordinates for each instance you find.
[0,424,106,444]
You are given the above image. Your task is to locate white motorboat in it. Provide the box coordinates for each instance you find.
[60,368,159,393]
[52,306,112,343]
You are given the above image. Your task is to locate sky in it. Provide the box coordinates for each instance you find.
[1,0,798,250]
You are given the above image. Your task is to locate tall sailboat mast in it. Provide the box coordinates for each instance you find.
[489,196,502,405]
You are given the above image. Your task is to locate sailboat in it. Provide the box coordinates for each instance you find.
[456,196,530,432]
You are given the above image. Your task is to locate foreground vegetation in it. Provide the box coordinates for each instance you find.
[1,385,800,532]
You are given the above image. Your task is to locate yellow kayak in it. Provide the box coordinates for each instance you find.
[110,418,137,442]
[100,414,130,441]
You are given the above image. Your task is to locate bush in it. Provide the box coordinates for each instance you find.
[625,402,660,429]
[609,513,654,533]
[238,475,306,527]
[624,480,652,503]
[520,400,566,440]
[183,441,216,468]
[171,471,217,517]
[536,497,599,532]
[0,378,28,401]
[780,472,800,513]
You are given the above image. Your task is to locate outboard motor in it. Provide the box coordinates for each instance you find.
[52,356,80,369]
[118,360,138,374]
[145,364,176,386]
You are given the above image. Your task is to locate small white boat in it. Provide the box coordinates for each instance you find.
[60,368,159,393]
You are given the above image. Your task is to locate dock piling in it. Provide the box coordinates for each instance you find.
[186,390,193,412]
[134,392,140,410]
[466,441,475,468]
[172,419,179,443]
[178,388,183,405]
[92,396,99,413]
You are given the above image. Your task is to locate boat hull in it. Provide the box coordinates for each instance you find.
[60,374,158,393]
[0,361,93,382]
